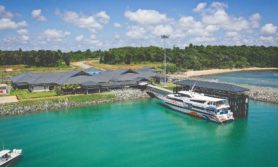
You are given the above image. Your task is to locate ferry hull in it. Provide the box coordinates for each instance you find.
[162,101,222,123]
[149,91,233,123]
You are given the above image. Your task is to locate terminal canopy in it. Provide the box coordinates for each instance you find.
[174,80,249,93]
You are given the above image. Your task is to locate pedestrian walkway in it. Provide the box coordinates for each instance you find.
[0,96,18,104]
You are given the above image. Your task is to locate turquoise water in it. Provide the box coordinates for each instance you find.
[1,99,278,167]
[200,70,278,88]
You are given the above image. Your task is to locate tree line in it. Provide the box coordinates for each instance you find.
[0,49,69,67]
[0,49,99,67]
[1,45,278,69]
[99,45,278,69]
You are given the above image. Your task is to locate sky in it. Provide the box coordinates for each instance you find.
[0,0,278,51]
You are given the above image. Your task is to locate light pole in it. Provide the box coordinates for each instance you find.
[161,35,169,84]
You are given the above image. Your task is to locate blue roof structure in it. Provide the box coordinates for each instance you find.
[83,67,103,75]
[174,80,249,93]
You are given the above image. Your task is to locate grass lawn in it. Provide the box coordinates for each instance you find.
[10,89,57,100]
[0,64,75,71]
[66,93,115,103]
[85,59,163,70]
[155,83,176,90]
[10,89,115,102]
[16,92,116,106]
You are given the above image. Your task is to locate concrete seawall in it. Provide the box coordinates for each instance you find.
[1,84,277,117]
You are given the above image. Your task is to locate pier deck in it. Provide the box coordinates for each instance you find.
[147,80,249,119]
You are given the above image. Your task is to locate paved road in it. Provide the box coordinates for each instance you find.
[0,96,18,104]
[71,61,91,69]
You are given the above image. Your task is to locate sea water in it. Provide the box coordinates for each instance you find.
[1,99,278,167]
[200,70,278,88]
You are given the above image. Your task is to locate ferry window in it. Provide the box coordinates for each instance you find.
[168,97,183,102]
[218,109,228,115]
[207,108,216,114]
[216,101,224,105]
[223,109,228,114]
[180,94,191,98]
[176,99,183,102]
[190,100,206,104]
[216,100,228,105]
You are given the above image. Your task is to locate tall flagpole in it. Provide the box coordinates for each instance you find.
[161,35,169,84]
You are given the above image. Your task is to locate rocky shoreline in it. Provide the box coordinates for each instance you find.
[238,84,278,104]
[1,83,277,117]
[0,89,150,116]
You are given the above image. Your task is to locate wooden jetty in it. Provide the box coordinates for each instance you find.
[147,80,249,119]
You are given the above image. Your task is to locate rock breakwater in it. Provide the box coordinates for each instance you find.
[238,84,278,104]
[0,89,149,116]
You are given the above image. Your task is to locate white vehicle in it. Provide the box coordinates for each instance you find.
[0,149,22,167]
[157,90,234,123]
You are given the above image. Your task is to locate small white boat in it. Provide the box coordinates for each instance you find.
[0,149,22,167]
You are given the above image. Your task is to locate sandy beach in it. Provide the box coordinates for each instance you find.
[169,67,278,79]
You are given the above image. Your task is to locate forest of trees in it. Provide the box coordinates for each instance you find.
[0,49,69,67]
[1,45,278,70]
[99,45,278,70]
[0,49,99,67]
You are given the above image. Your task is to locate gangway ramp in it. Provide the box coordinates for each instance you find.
[146,84,172,98]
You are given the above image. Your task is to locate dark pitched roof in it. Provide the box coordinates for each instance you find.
[55,71,82,84]
[113,73,139,81]
[11,70,80,85]
[109,67,161,82]
[135,67,155,72]
[174,80,249,92]
[63,75,94,85]
[61,69,134,84]
[11,67,162,86]
[11,72,37,83]
[10,72,28,83]
[88,69,132,82]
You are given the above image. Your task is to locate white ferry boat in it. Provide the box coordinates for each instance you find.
[155,89,234,123]
[0,149,22,167]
